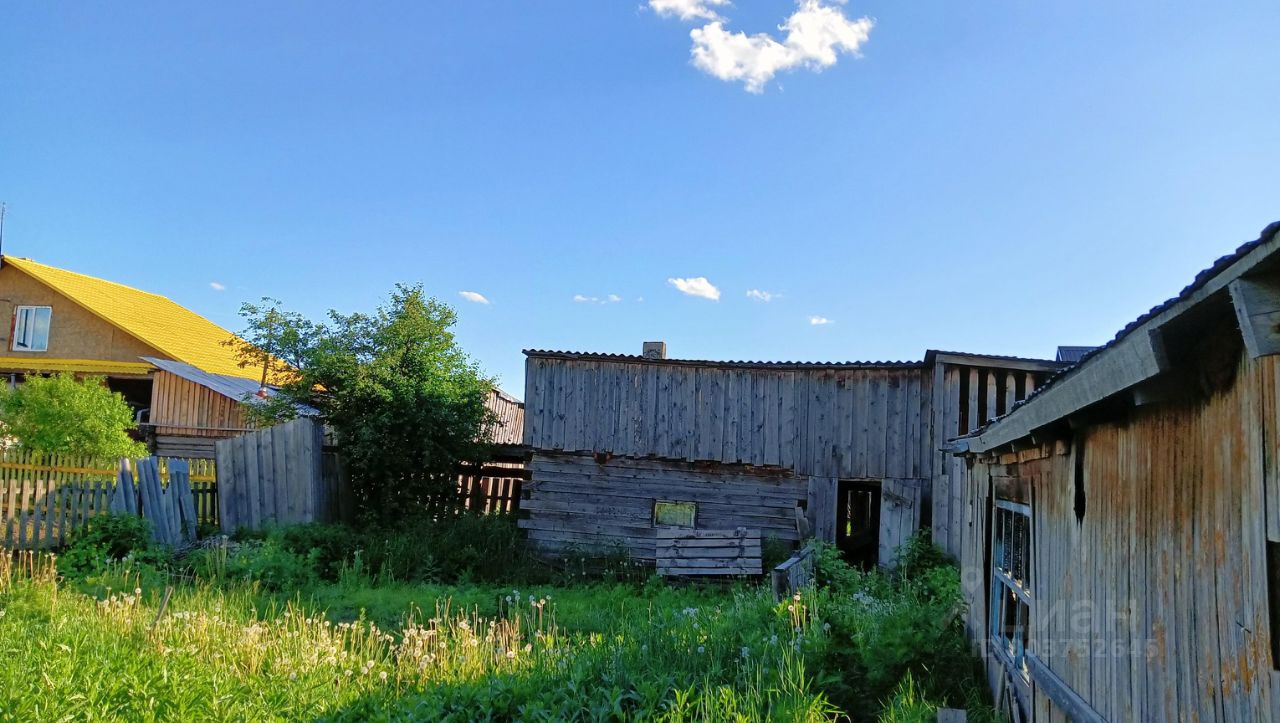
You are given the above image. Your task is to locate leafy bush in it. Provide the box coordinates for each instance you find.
[808,535,987,719]
[895,530,954,580]
[59,513,170,579]
[0,373,147,458]
[229,287,496,523]
[227,539,319,592]
[762,535,795,572]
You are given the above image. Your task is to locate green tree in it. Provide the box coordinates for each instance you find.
[234,285,496,521]
[0,373,147,458]
[224,297,316,390]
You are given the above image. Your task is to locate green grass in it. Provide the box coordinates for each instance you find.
[0,529,1002,722]
[0,555,838,722]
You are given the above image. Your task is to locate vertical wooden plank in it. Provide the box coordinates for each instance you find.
[215,439,234,533]
[780,371,796,470]
[723,368,739,464]
[257,427,275,525]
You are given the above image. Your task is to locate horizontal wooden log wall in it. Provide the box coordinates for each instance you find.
[961,350,1276,723]
[524,358,933,481]
[520,453,805,561]
[656,528,762,576]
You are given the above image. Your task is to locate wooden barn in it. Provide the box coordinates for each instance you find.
[950,222,1280,722]
[521,345,1061,569]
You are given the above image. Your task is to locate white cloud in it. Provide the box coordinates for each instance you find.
[574,293,623,305]
[746,289,780,302]
[667,277,721,301]
[808,315,833,325]
[649,0,731,22]
[459,291,490,304]
[687,0,873,93]
[209,281,226,292]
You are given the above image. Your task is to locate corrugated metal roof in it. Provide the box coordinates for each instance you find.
[1055,346,1097,364]
[144,357,318,415]
[966,220,1280,448]
[927,349,1064,367]
[5,257,257,380]
[523,349,925,369]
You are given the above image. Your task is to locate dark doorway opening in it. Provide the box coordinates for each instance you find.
[836,479,881,569]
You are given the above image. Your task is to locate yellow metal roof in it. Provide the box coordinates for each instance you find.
[0,357,155,376]
[3,257,258,380]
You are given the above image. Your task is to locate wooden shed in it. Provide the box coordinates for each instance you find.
[951,222,1280,722]
[521,347,1060,567]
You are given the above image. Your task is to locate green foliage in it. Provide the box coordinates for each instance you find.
[0,373,146,458]
[59,513,170,579]
[808,534,992,721]
[761,535,795,572]
[877,673,938,723]
[196,516,541,590]
[226,297,316,389]
[0,557,838,721]
[231,285,496,522]
[895,529,954,580]
[198,539,319,593]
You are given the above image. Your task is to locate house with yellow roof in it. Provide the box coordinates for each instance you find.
[0,256,275,457]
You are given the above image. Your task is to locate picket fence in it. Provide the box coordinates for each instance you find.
[0,450,216,549]
[456,464,526,514]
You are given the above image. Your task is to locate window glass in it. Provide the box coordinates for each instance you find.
[990,499,1032,680]
[12,306,51,352]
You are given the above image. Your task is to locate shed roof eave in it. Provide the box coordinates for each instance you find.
[965,223,1280,455]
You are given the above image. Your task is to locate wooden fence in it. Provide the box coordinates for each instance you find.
[456,464,527,514]
[111,458,198,547]
[215,417,331,533]
[0,450,217,549]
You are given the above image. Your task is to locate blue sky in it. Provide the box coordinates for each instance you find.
[2,1,1278,392]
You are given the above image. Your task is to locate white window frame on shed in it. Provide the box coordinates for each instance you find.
[989,498,1033,682]
[11,306,52,352]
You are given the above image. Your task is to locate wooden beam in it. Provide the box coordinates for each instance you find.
[967,328,1169,453]
[1026,652,1105,723]
[929,352,1065,373]
[1229,274,1280,359]
[963,227,1280,454]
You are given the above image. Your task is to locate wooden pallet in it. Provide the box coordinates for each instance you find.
[656,527,762,576]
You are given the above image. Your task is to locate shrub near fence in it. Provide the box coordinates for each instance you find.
[0,450,217,549]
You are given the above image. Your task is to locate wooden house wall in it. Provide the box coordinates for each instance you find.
[961,350,1277,722]
[520,453,805,561]
[523,358,934,481]
[485,390,525,447]
[932,364,1049,558]
[150,370,250,439]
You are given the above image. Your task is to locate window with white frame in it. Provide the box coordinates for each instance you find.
[11,306,52,352]
[990,498,1032,679]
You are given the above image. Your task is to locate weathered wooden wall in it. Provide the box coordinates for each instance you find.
[485,389,525,447]
[214,417,330,532]
[150,369,251,439]
[520,453,805,561]
[961,349,1277,722]
[932,363,1050,558]
[524,356,934,481]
